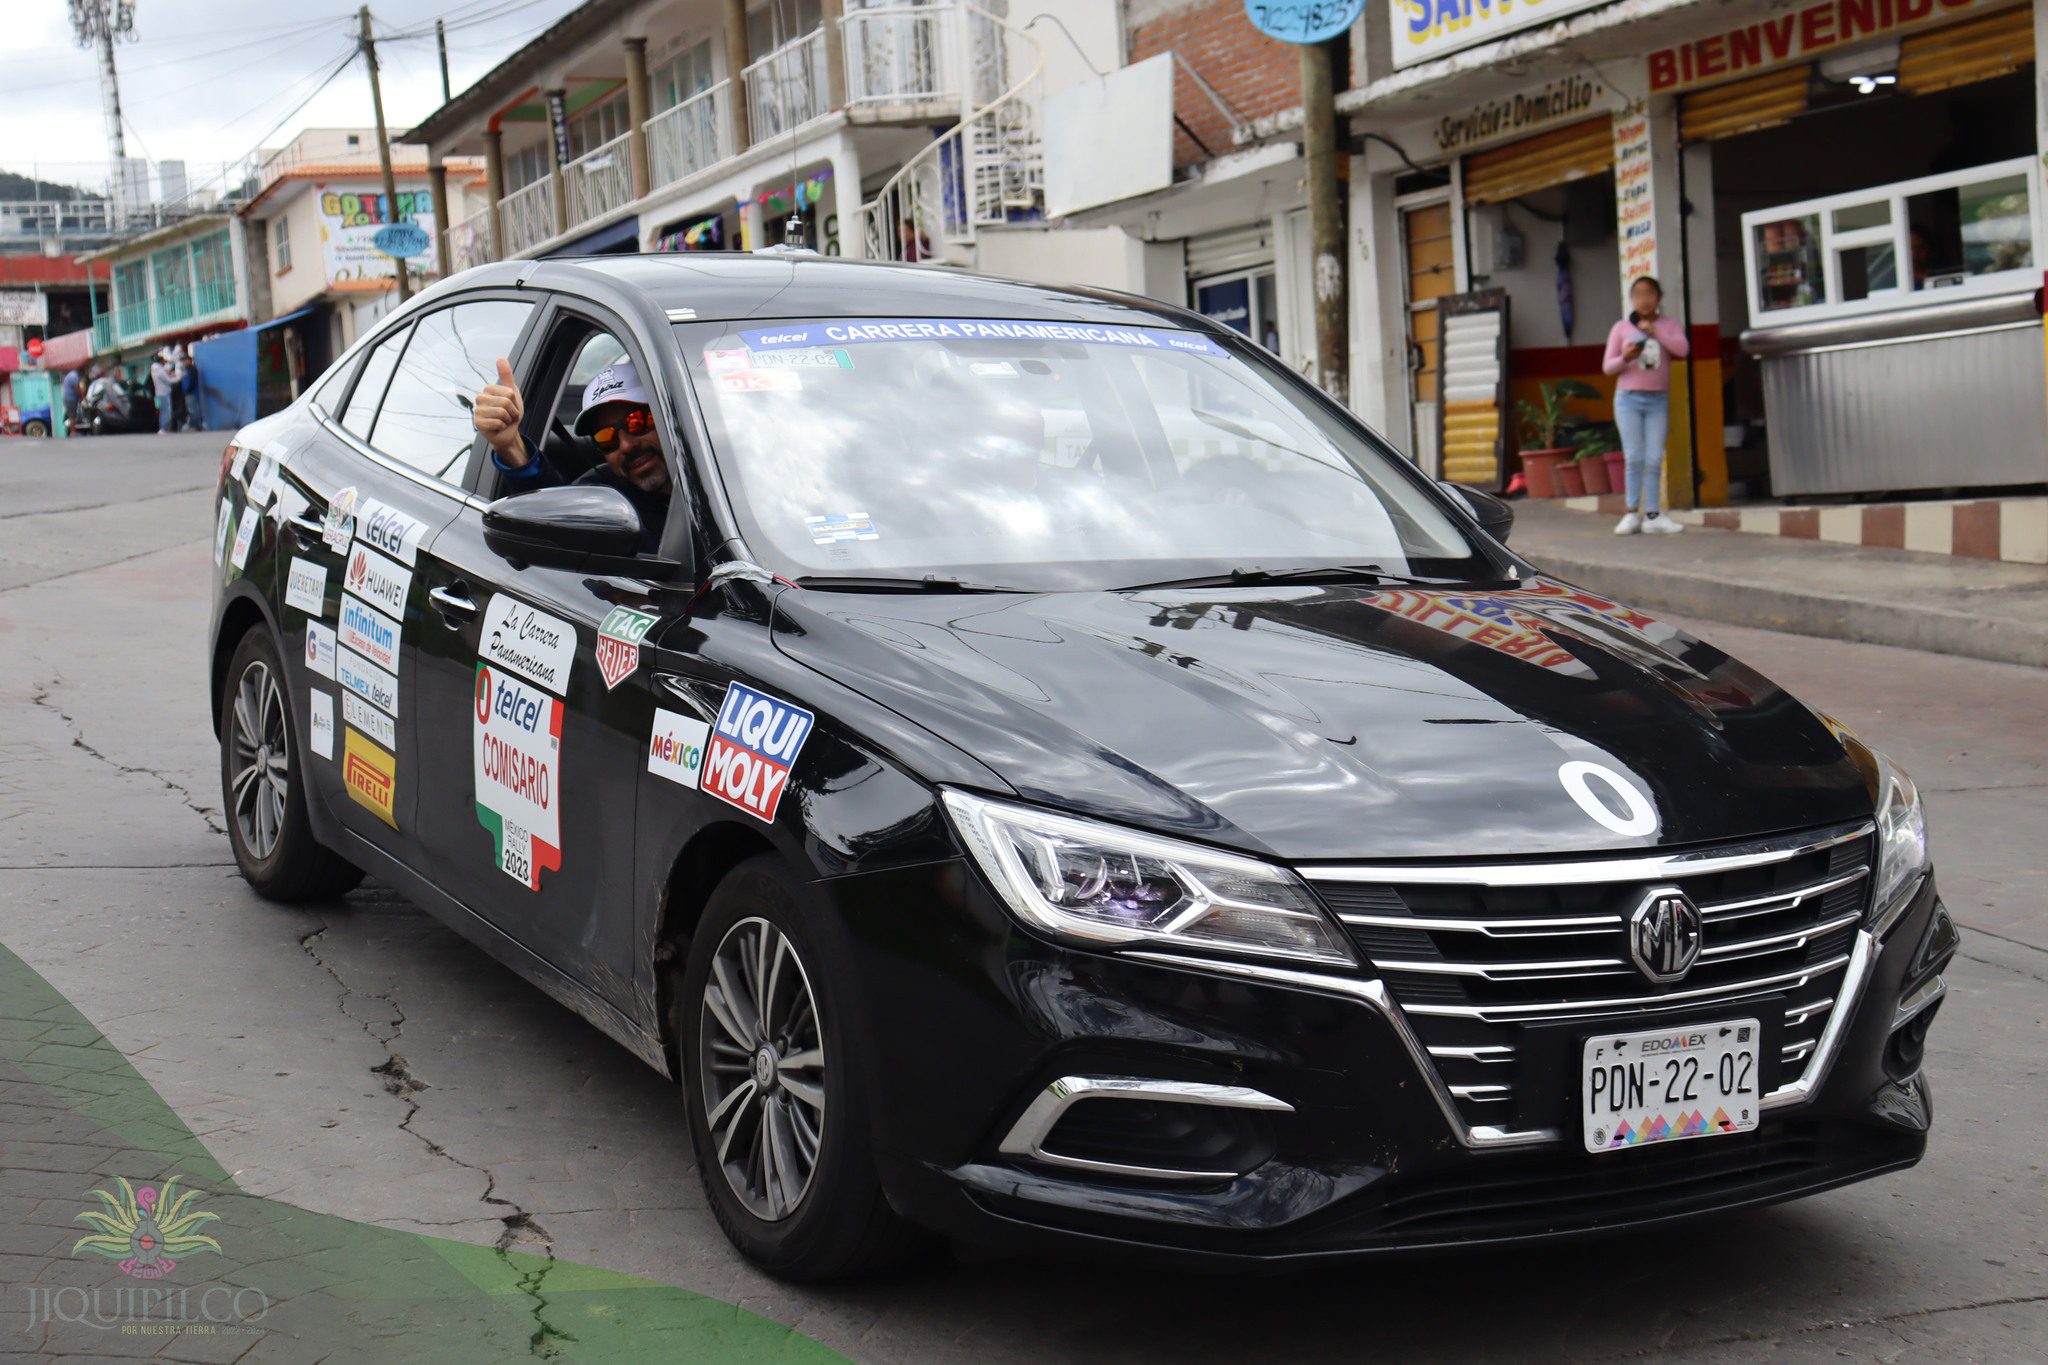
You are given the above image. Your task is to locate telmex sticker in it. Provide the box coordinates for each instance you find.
[214,500,233,567]
[482,594,576,696]
[337,646,399,719]
[805,513,879,545]
[338,594,403,674]
[345,542,412,617]
[284,558,329,616]
[305,622,337,680]
[648,709,710,788]
[308,689,335,761]
[343,727,398,828]
[229,513,258,570]
[343,690,396,751]
[738,319,1228,357]
[354,499,429,566]
[701,682,814,823]
[474,664,564,891]
[596,606,658,690]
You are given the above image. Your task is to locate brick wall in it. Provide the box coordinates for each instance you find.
[1129,0,1304,169]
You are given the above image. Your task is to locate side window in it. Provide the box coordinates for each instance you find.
[368,300,535,485]
[340,325,407,438]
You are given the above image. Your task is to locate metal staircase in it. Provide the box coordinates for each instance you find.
[862,4,1044,264]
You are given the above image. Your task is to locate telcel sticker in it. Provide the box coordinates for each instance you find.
[596,606,658,690]
[482,594,576,696]
[337,646,399,719]
[701,682,814,823]
[647,709,710,788]
[805,513,879,545]
[308,689,335,761]
[304,622,337,680]
[353,499,429,566]
[473,664,564,891]
[343,727,398,828]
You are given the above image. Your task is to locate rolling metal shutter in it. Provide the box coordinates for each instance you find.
[1436,290,1510,489]
[1679,65,1811,143]
[1900,6,2035,96]
[1184,223,1273,280]
[1462,117,1614,206]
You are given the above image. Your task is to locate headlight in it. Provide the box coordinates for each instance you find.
[1870,750,1929,924]
[942,790,1356,967]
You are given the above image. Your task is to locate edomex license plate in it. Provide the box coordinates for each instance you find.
[1583,1018,1761,1153]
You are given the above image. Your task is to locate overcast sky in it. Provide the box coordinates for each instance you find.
[1,0,587,193]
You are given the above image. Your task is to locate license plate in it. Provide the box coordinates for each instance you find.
[1582,1018,1761,1153]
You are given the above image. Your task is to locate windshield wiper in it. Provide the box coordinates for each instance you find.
[1116,564,1465,593]
[791,573,1020,593]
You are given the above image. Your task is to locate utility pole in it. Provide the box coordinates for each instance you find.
[69,1,137,230]
[436,19,451,103]
[1301,36,1348,407]
[359,6,412,302]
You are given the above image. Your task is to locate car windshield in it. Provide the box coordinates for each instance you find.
[679,317,1490,591]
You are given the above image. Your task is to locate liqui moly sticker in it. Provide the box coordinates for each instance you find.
[284,558,329,616]
[342,690,396,751]
[482,594,576,696]
[596,606,658,690]
[344,541,412,617]
[354,498,429,566]
[305,621,337,680]
[229,512,258,570]
[473,664,563,891]
[338,594,402,674]
[214,499,233,567]
[323,487,358,552]
[308,688,335,761]
[647,709,710,788]
[337,646,399,719]
[701,682,813,823]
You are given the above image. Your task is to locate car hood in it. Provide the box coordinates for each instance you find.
[770,577,1872,861]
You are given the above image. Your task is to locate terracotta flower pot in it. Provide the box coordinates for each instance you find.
[1578,456,1611,496]
[1520,449,1571,499]
[1555,462,1587,497]
[1604,449,1627,495]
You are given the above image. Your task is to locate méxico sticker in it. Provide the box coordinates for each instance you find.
[305,621,337,680]
[284,558,328,615]
[473,664,563,891]
[344,541,411,617]
[482,594,576,695]
[354,498,429,566]
[308,688,335,761]
[596,606,658,690]
[338,594,402,674]
[343,727,397,828]
[701,682,813,823]
[647,709,710,788]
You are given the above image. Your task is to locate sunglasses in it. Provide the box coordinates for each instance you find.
[591,408,657,449]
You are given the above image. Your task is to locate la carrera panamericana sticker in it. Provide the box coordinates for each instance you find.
[474,663,564,891]
[596,606,658,689]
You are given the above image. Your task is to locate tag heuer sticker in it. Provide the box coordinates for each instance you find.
[595,607,658,690]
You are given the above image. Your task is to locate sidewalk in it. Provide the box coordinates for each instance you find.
[1508,501,2048,668]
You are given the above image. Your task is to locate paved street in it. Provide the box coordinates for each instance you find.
[1,431,2043,1362]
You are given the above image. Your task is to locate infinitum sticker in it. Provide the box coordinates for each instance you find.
[481,594,576,696]
[701,682,814,823]
[343,727,397,828]
[338,594,402,674]
[284,558,328,616]
[473,664,563,891]
[229,513,258,570]
[805,513,879,545]
[647,709,710,788]
[305,622,337,680]
[308,688,335,760]
[595,606,658,690]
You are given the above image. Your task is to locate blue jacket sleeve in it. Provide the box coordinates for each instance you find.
[490,442,567,489]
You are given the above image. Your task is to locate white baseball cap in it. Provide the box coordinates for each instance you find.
[572,360,653,433]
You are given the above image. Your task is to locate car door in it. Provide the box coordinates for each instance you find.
[410,303,681,1002]
[281,295,540,867]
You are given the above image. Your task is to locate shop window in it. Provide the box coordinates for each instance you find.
[656,38,717,109]
[1193,269,1280,355]
[274,216,292,272]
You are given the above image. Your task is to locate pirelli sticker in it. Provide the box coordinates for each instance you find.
[344,727,398,828]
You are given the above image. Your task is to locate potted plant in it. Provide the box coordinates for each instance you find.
[1514,379,1601,498]
[1573,422,1620,496]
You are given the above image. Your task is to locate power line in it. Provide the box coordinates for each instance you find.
[154,45,362,215]
[0,15,352,94]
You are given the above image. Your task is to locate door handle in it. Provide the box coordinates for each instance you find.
[429,584,478,626]
[286,511,325,545]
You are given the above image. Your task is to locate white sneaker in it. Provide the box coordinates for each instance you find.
[1614,512,1643,535]
[1642,512,1683,534]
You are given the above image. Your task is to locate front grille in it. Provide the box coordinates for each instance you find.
[1308,826,1872,1136]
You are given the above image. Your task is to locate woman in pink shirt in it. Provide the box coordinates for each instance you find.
[1602,276,1690,535]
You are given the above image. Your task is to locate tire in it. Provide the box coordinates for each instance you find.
[23,420,48,437]
[677,856,930,1280]
[218,628,363,901]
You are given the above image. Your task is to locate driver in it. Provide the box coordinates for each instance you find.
[473,357,672,552]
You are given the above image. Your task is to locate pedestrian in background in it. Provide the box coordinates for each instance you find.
[1603,276,1689,535]
[177,344,199,431]
[150,350,176,435]
[60,366,82,438]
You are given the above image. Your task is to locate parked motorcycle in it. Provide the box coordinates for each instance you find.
[80,378,159,435]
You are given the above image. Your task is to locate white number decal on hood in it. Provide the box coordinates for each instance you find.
[1557,760,1658,837]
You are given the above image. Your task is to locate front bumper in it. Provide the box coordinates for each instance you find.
[825,857,1950,1266]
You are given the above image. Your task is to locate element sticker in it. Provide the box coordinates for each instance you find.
[482,594,576,695]
[305,622,337,680]
[804,513,879,545]
[701,682,813,823]
[323,487,358,552]
[338,594,402,674]
[344,541,412,617]
[647,709,710,788]
[284,558,328,615]
[342,690,396,751]
[473,664,563,890]
[595,606,658,690]
[229,512,257,570]
[337,646,399,719]
[308,688,335,761]
[343,727,397,828]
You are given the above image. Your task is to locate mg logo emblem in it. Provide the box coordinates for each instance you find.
[1629,887,1703,982]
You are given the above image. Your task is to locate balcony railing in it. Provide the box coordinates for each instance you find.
[91,315,113,351]
[565,130,636,228]
[744,30,831,142]
[648,81,732,192]
[844,6,954,104]
[194,279,236,316]
[501,177,556,257]
[115,298,151,338]
[446,205,494,274]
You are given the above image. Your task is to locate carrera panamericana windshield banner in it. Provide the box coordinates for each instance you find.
[1392,0,1611,69]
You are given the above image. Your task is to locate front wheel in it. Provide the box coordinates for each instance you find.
[677,857,928,1279]
[218,628,362,901]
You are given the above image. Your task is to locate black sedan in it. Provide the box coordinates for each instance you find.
[209,254,1953,1278]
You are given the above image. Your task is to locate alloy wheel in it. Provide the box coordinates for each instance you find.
[699,916,827,1222]
[228,660,290,862]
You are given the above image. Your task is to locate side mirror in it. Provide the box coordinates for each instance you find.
[1443,481,1514,544]
[482,485,689,578]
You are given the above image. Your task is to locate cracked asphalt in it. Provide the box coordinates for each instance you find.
[1,431,2043,1363]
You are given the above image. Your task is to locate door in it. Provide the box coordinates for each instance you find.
[410,307,680,999]
[1400,197,1457,472]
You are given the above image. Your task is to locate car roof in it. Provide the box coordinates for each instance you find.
[446,253,1212,330]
